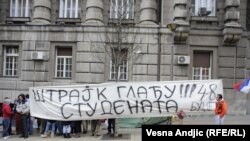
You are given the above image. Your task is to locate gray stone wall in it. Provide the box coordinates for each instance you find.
[0,0,249,115]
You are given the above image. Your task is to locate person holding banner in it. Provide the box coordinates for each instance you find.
[214,94,228,125]
[107,118,116,137]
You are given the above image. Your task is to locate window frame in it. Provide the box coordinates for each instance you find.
[191,0,216,16]
[10,0,30,17]
[55,47,73,78]
[3,46,19,77]
[192,67,211,80]
[109,48,128,81]
[109,0,134,20]
[59,0,80,18]
[191,51,213,80]
[189,46,218,80]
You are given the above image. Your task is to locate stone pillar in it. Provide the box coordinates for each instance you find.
[31,0,51,24]
[139,0,158,26]
[172,0,190,43]
[84,0,104,25]
[223,0,242,45]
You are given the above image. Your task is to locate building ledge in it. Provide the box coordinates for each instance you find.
[56,18,81,25]
[6,17,30,24]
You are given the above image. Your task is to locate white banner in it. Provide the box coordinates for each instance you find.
[29,80,223,120]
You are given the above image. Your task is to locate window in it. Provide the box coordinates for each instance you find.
[191,0,216,16]
[10,0,30,17]
[59,0,80,18]
[192,52,211,80]
[110,0,134,19]
[110,49,128,80]
[55,47,72,78]
[3,46,19,76]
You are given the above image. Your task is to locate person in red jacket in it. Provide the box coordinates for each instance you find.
[214,94,228,125]
[2,97,13,139]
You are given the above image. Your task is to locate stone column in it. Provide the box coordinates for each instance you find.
[31,0,51,24]
[84,0,104,25]
[139,0,158,26]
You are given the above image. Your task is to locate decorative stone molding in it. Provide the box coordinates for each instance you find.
[172,0,189,43]
[84,0,104,25]
[225,0,240,7]
[31,0,51,24]
[223,22,243,44]
[223,0,242,45]
[173,20,190,43]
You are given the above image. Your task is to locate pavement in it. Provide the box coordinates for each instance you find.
[1,114,250,141]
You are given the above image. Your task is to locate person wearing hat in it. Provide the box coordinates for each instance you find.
[2,97,13,139]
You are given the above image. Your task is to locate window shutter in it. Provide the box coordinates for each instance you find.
[193,52,210,68]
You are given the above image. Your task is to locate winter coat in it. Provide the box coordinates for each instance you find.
[2,103,13,119]
[16,100,30,115]
[214,99,227,118]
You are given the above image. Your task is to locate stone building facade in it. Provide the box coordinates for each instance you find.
[0,0,249,114]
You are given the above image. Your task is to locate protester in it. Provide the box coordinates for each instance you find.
[25,94,33,135]
[16,94,30,138]
[107,118,116,137]
[41,120,56,138]
[71,120,81,137]
[13,98,21,135]
[62,121,71,138]
[2,97,13,139]
[91,119,101,136]
[82,120,89,134]
[214,94,228,125]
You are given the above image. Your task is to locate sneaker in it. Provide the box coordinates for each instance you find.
[51,133,54,138]
[41,134,47,138]
[3,136,9,139]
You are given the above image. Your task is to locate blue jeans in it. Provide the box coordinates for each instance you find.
[45,121,56,134]
[3,118,11,137]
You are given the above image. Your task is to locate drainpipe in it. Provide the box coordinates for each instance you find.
[234,45,237,84]
[157,26,161,81]
[157,0,162,81]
